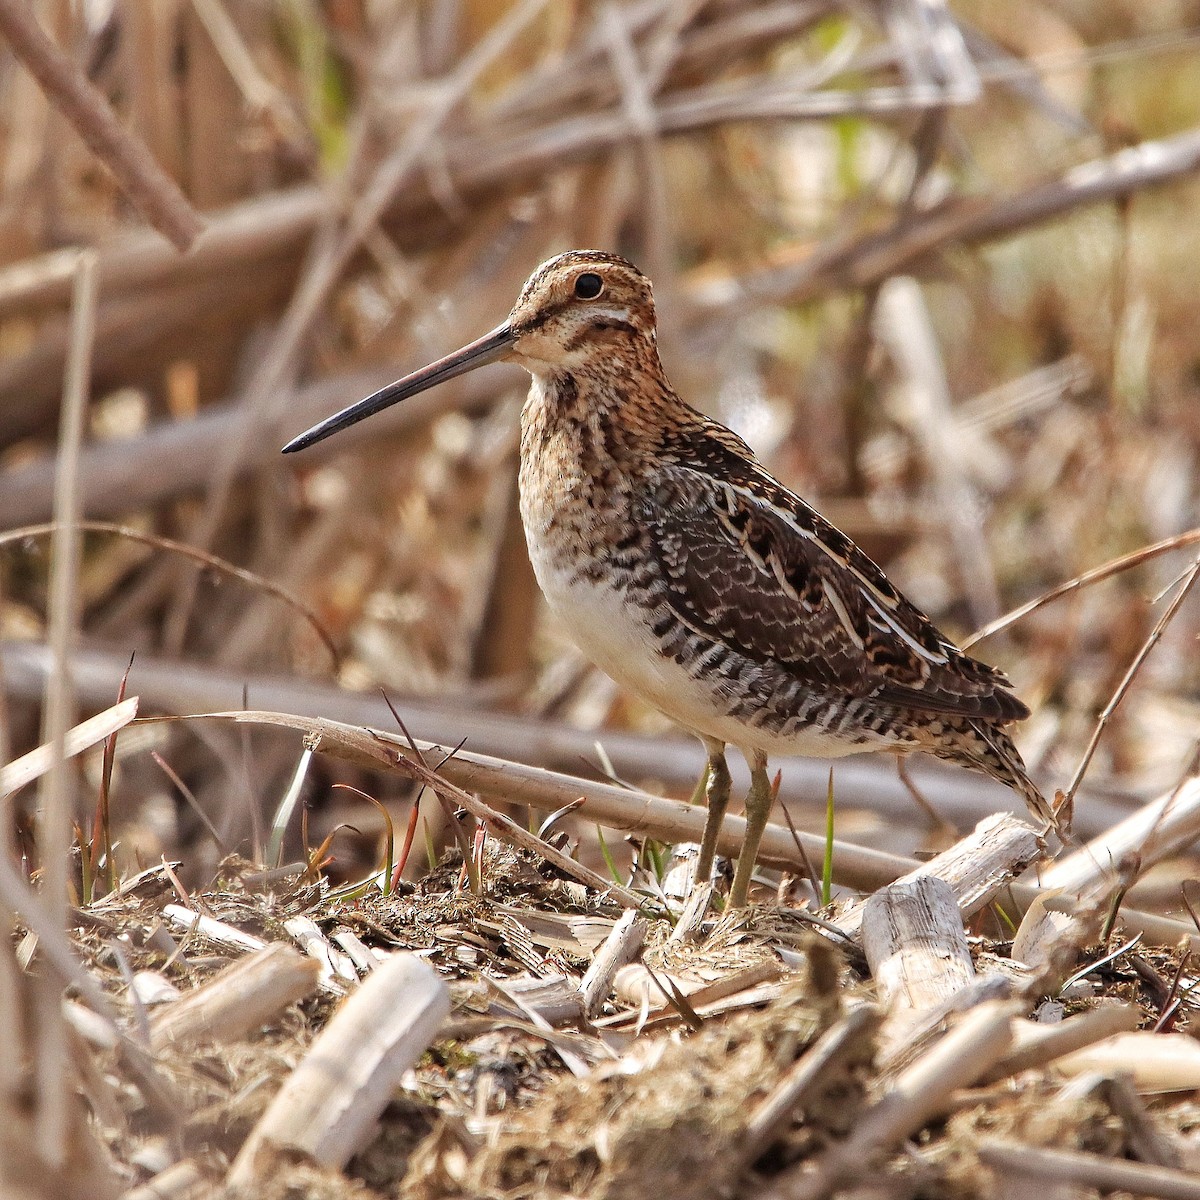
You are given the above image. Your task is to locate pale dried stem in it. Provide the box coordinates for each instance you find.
[189,0,307,146]
[1042,774,1200,895]
[150,943,320,1052]
[976,1140,1200,1200]
[984,1003,1141,1081]
[0,640,1128,835]
[1,699,138,800]
[34,249,98,1167]
[121,1160,207,1200]
[579,909,647,1016]
[226,954,449,1182]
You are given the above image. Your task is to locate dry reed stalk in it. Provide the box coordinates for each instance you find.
[874,276,1000,626]
[977,1140,1200,1200]
[984,1003,1141,1081]
[0,699,138,799]
[0,1,202,250]
[710,124,1200,310]
[34,249,98,1167]
[162,709,917,892]
[0,640,1136,835]
[1041,773,1200,895]
[226,953,450,1183]
[149,943,321,1052]
[1060,550,1200,810]
[963,526,1200,649]
[862,876,976,1021]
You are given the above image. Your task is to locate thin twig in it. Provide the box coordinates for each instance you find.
[963,526,1200,648]
[1062,550,1200,806]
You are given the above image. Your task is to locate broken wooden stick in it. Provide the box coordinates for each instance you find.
[226,953,449,1184]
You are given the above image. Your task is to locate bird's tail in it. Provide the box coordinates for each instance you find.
[932,719,1059,831]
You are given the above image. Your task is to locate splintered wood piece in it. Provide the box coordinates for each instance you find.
[226,953,449,1184]
[149,943,321,1052]
[837,813,1044,943]
[284,916,358,988]
[1009,889,1075,970]
[580,909,647,1017]
[497,972,584,1027]
[862,875,975,1016]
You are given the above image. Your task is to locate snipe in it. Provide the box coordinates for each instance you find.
[285,250,1051,907]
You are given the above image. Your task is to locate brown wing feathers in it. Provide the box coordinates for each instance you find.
[642,453,1028,725]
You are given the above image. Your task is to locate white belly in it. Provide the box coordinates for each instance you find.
[529,545,879,759]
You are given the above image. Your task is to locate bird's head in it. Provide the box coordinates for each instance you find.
[505,250,656,371]
[281,250,656,454]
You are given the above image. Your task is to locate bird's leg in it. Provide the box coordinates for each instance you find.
[694,738,730,885]
[729,750,772,909]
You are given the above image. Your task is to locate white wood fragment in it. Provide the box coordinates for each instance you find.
[121,1158,206,1200]
[669,882,713,942]
[580,910,647,1018]
[838,813,1044,943]
[332,928,383,974]
[499,972,584,1027]
[162,904,266,954]
[150,943,321,1053]
[285,915,358,987]
[226,953,450,1183]
[1010,889,1076,971]
[863,875,975,1017]
[129,971,181,1007]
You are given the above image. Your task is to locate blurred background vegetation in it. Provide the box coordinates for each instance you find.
[1,0,1200,893]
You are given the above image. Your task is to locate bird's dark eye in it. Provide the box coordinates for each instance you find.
[573,272,604,300]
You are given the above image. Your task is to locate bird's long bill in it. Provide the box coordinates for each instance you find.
[281,321,517,453]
